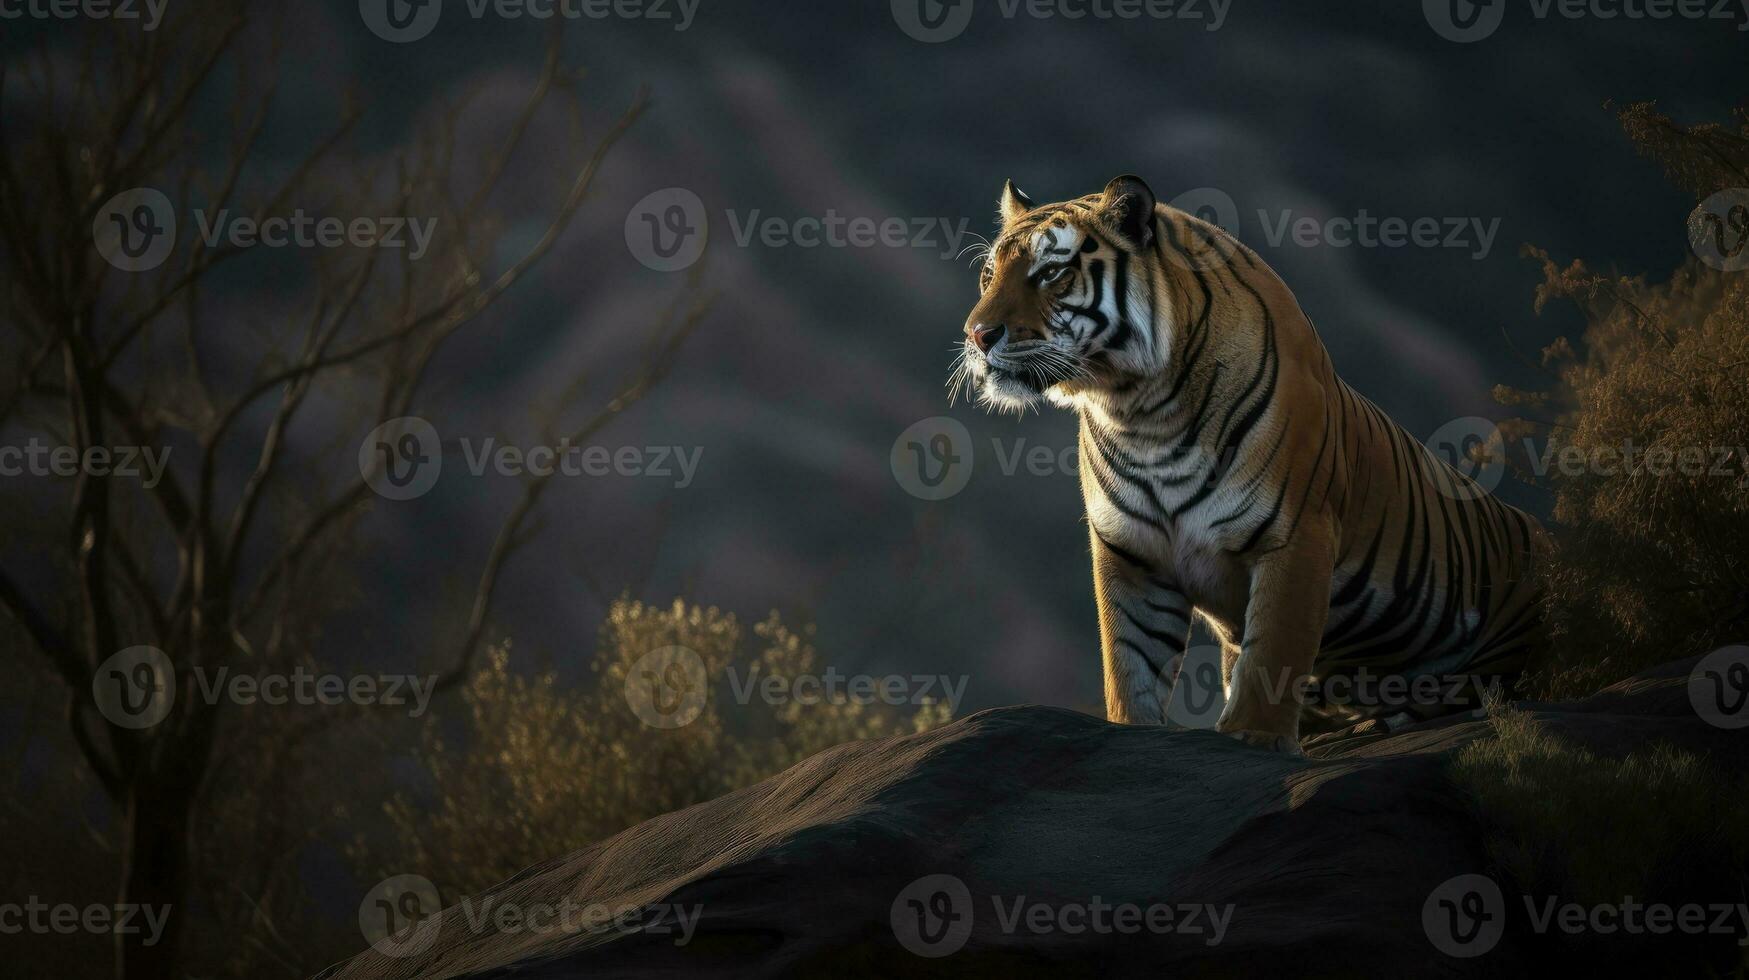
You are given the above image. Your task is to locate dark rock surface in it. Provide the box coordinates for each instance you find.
[320,655,1746,979]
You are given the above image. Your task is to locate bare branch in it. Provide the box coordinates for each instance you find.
[433,271,709,695]
[0,567,74,673]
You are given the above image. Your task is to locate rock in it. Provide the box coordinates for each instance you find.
[320,655,1746,979]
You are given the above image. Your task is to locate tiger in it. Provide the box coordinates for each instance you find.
[952,175,1545,753]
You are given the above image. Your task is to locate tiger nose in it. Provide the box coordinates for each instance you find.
[970,323,1006,353]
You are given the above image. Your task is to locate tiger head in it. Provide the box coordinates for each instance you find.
[954,174,1168,413]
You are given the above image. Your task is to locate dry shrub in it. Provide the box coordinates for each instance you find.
[1501,104,1749,698]
[371,598,952,897]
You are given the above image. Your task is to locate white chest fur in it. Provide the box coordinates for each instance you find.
[1080,459,1253,629]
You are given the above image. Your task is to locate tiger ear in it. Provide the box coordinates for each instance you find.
[999,179,1035,229]
[1098,174,1157,249]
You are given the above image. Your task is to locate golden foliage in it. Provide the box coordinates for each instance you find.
[1501,104,1749,698]
[373,598,952,897]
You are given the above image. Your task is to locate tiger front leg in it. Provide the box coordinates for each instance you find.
[1091,530,1191,726]
[1215,539,1334,755]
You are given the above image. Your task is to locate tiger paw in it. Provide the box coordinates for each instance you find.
[1222,728,1304,757]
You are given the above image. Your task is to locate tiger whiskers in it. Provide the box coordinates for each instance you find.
[958,341,1091,416]
[945,345,977,407]
[1009,342,1090,389]
[958,235,992,269]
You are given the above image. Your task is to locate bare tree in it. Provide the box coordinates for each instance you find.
[0,6,701,977]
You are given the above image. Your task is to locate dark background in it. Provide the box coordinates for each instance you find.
[3,3,1746,973]
[328,0,1743,716]
[11,0,1742,719]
